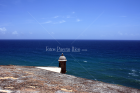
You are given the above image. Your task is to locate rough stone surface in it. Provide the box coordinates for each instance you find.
[0,65,140,93]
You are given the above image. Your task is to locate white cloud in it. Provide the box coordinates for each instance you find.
[67,15,70,18]
[130,34,135,36]
[51,32,54,34]
[12,31,18,35]
[46,21,51,23]
[118,32,123,35]
[54,16,59,18]
[59,20,66,23]
[76,19,81,22]
[45,21,52,24]
[0,27,6,34]
[124,33,128,35]
[72,12,75,14]
[41,21,52,24]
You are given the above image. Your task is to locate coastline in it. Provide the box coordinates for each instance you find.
[0,65,140,93]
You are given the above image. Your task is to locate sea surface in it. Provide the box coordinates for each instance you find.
[0,40,140,89]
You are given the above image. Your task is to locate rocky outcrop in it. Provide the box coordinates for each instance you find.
[0,65,139,93]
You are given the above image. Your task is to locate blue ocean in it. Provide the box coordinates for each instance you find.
[0,40,140,89]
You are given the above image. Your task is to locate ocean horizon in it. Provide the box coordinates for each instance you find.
[0,40,140,89]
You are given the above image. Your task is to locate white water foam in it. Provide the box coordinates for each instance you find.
[128,69,139,77]
[129,73,139,76]
[132,69,136,72]
[84,61,87,62]
[135,79,140,82]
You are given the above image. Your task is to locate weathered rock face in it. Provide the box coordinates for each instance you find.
[0,65,140,93]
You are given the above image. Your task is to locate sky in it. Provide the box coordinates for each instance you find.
[0,0,140,40]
